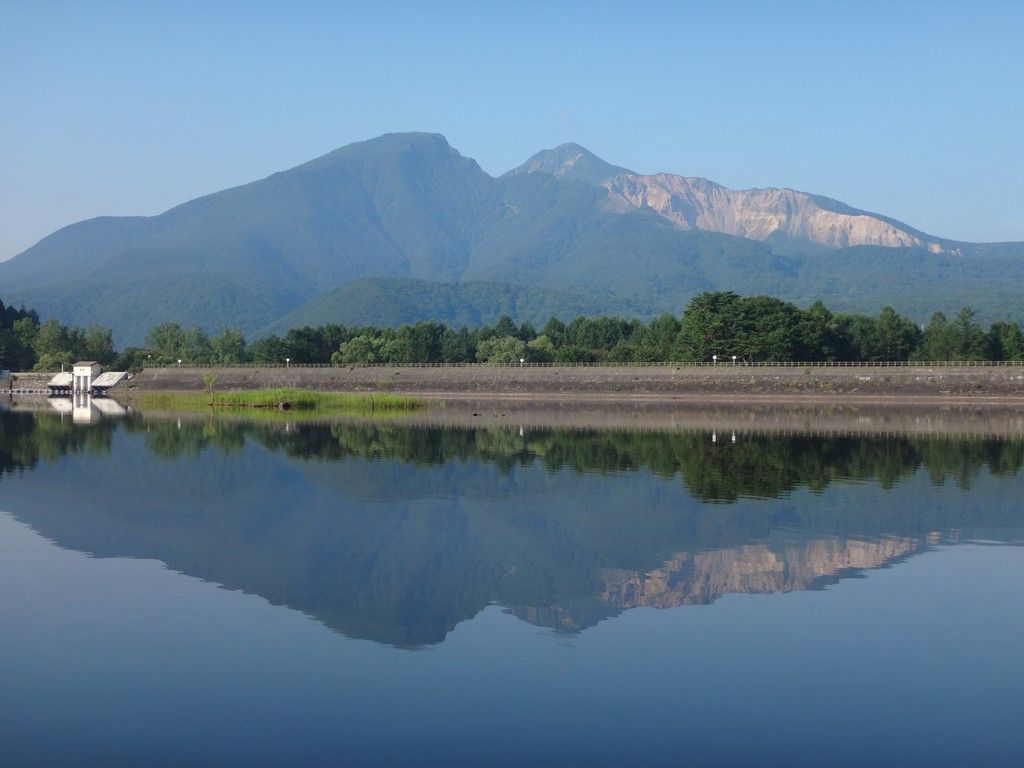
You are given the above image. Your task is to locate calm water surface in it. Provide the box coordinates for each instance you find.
[1,407,1022,767]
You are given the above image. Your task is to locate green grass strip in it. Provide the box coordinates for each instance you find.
[134,388,422,413]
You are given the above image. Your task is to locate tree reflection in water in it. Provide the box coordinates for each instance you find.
[2,410,1022,646]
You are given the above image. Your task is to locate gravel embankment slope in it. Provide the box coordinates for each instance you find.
[125,364,1024,401]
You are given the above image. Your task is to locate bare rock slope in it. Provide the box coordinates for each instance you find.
[604,173,946,251]
[511,142,947,252]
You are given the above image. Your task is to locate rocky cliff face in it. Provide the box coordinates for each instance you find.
[603,173,946,252]
[511,533,934,634]
[599,534,925,610]
[507,143,948,252]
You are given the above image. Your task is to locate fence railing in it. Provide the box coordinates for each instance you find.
[141,360,1024,369]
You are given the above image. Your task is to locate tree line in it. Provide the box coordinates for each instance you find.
[3,292,1023,372]
[0,301,116,372]
[134,293,1023,367]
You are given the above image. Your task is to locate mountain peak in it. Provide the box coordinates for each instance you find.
[551,141,596,155]
[310,131,459,167]
[504,142,633,185]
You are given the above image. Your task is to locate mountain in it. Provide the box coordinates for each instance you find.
[0,133,495,341]
[503,142,634,185]
[512,145,947,253]
[2,131,1022,344]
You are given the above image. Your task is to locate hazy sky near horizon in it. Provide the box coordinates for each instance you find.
[2,1,1023,260]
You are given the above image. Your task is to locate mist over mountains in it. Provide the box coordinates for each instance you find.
[2,132,1022,344]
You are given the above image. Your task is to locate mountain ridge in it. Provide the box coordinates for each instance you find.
[512,143,949,252]
[1,131,1021,344]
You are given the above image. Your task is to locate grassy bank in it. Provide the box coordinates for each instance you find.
[134,388,422,413]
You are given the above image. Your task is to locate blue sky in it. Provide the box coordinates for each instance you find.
[2,1,1022,259]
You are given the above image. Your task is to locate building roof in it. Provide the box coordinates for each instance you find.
[91,371,127,388]
[47,372,73,387]
[73,361,99,366]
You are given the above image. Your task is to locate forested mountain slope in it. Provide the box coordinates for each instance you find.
[3,132,1022,343]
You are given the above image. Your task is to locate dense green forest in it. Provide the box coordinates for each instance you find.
[131,291,1024,367]
[0,301,40,371]
[263,277,647,333]
[4,291,1023,372]
[0,299,116,372]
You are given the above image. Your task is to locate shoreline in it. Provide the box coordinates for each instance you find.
[9,391,1024,437]
[334,390,1024,406]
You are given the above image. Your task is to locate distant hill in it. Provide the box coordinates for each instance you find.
[265,277,648,334]
[2,131,1022,344]
[269,250,1024,338]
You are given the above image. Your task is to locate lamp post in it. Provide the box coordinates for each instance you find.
[286,358,290,368]
[732,355,737,366]
[712,354,717,365]
[177,359,182,368]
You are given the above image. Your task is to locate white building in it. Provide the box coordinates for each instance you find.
[72,361,101,394]
[49,362,128,397]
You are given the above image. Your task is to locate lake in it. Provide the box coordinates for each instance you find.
[1,404,1022,767]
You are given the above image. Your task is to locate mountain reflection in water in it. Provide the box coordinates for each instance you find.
[1,410,1021,647]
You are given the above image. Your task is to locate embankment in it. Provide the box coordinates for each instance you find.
[5,372,53,393]
[124,364,1024,402]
